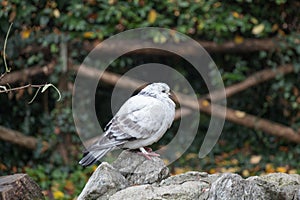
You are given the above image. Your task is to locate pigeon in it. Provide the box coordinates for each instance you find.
[79,82,176,167]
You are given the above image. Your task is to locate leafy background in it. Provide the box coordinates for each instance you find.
[0,0,300,199]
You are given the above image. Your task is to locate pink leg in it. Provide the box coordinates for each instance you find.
[137,147,160,160]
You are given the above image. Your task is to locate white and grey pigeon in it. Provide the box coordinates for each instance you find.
[79,82,175,167]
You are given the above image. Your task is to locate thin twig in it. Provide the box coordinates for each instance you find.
[0,72,7,81]
[3,23,13,73]
[0,84,45,93]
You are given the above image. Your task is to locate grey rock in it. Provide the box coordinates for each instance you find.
[79,150,300,200]
[208,173,265,200]
[208,172,300,200]
[110,171,214,200]
[112,150,169,185]
[247,173,300,200]
[159,171,212,186]
[109,182,205,200]
[77,162,128,200]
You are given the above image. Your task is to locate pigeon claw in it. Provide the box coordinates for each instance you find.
[138,147,160,160]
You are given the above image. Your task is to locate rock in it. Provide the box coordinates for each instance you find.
[110,171,215,200]
[247,173,300,200]
[110,182,204,200]
[208,173,300,200]
[208,173,265,200]
[112,150,169,185]
[159,171,214,186]
[0,173,45,200]
[77,162,128,200]
[78,150,300,200]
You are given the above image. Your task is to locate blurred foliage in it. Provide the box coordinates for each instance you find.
[0,0,300,199]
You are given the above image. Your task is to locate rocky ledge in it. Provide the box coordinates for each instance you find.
[78,150,300,200]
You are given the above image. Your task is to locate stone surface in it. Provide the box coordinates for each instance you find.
[77,163,128,200]
[0,173,45,200]
[208,173,264,200]
[110,171,215,200]
[208,172,300,200]
[247,173,300,200]
[79,150,300,200]
[112,150,169,185]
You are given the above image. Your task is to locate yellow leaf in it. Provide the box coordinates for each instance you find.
[148,9,157,24]
[235,110,246,118]
[21,29,31,39]
[276,166,287,173]
[227,167,240,173]
[64,180,75,193]
[271,24,279,32]
[231,158,239,165]
[242,169,250,177]
[234,35,244,44]
[201,100,210,107]
[250,155,262,164]
[53,191,64,199]
[252,23,265,35]
[265,163,275,173]
[173,167,188,175]
[209,168,216,174]
[83,31,94,39]
[186,153,198,160]
[288,169,297,174]
[232,11,240,18]
[197,21,204,31]
[250,17,258,24]
[92,165,97,172]
[53,9,60,18]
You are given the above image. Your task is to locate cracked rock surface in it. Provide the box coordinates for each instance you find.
[78,150,300,200]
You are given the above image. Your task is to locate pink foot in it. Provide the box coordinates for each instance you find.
[137,147,160,160]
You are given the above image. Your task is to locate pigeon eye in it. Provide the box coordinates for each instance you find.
[162,90,166,93]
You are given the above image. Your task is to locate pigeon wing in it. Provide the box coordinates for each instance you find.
[105,95,166,142]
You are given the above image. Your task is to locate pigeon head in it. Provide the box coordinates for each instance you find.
[138,82,172,99]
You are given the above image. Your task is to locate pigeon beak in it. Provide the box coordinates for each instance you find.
[168,91,179,105]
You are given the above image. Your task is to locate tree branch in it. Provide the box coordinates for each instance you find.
[199,38,278,53]
[206,64,295,101]
[0,61,56,85]
[73,64,300,143]
[175,91,300,142]
[80,38,279,57]
[0,126,49,151]
[18,38,279,57]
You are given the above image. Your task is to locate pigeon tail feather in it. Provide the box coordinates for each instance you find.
[79,147,112,167]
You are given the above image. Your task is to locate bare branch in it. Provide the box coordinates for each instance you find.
[0,125,49,151]
[72,64,300,143]
[174,88,300,143]
[0,61,56,85]
[18,38,280,58]
[81,38,279,54]
[205,64,295,101]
